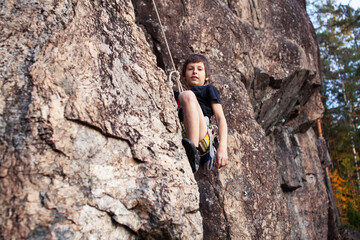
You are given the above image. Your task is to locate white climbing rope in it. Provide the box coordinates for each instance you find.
[151,0,184,92]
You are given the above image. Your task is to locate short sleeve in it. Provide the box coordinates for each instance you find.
[206,85,221,104]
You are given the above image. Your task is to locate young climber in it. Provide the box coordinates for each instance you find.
[174,54,228,173]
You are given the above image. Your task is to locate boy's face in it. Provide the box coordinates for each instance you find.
[183,62,208,88]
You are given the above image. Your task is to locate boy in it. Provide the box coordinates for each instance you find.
[174,54,228,173]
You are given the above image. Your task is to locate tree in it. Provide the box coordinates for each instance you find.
[307,0,360,228]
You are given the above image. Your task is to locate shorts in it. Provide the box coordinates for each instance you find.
[181,117,216,156]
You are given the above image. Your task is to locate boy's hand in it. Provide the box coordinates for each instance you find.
[215,145,228,169]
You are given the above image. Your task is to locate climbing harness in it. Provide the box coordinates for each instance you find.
[151,0,183,92]
[200,117,219,171]
[181,117,219,171]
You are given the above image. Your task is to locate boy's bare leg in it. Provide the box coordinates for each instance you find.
[179,91,207,147]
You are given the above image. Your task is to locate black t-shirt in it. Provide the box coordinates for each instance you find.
[174,84,222,122]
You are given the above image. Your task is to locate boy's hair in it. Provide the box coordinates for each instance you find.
[181,54,210,80]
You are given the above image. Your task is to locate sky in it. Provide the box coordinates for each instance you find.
[338,0,360,9]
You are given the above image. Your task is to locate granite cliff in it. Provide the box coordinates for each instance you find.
[0,0,337,239]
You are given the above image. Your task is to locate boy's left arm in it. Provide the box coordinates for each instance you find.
[211,101,228,169]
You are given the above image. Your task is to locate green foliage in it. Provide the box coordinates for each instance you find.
[307,0,360,227]
[347,202,360,230]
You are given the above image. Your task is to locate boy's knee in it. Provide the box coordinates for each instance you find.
[179,91,196,104]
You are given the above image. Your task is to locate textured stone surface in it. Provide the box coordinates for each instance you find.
[1,0,335,239]
[133,0,331,239]
[269,128,329,239]
[1,1,201,239]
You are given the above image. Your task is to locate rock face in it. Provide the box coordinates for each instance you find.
[0,0,335,239]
